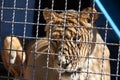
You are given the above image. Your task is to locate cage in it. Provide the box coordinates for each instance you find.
[0,0,120,80]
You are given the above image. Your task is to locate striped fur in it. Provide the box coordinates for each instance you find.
[43,7,110,80]
[24,7,110,80]
[24,39,60,80]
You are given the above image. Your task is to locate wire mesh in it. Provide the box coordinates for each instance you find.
[0,0,120,80]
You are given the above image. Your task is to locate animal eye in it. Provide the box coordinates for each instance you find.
[73,37,77,43]
[73,37,76,41]
[73,36,81,42]
[87,18,91,23]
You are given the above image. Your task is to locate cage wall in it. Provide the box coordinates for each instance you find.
[0,0,120,80]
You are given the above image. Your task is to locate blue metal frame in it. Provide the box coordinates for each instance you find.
[95,0,120,39]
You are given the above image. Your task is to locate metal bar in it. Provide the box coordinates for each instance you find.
[95,0,120,39]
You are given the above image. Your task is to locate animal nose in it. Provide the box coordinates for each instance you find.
[58,61,70,69]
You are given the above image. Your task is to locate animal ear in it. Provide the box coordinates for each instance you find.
[80,7,98,26]
[43,8,57,23]
[82,7,98,21]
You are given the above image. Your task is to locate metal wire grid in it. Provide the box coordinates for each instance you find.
[0,0,120,80]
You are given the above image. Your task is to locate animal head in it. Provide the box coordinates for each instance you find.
[43,7,98,74]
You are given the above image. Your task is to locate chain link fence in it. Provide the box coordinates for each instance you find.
[0,0,119,80]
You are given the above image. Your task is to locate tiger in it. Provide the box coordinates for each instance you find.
[24,7,110,80]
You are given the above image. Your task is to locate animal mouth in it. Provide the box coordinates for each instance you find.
[64,71,76,75]
[61,68,82,75]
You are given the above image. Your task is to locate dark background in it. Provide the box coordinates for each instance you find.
[0,0,120,79]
